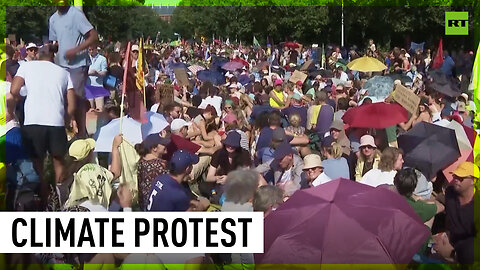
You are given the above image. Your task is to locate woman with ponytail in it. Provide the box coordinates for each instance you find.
[320,136,350,180]
[135,133,170,210]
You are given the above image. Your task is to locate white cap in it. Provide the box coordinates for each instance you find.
[170,119,191,131]
[131,44,139,51]
[26,43,37,50]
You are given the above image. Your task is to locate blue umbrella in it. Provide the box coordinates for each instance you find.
[210,56,229,71]
[363,76,394,100]
[197,70,225,85]
[238,74,251,86]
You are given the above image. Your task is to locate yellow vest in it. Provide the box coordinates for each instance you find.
[269,90,284,108]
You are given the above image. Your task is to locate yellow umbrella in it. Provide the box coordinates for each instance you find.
[347,56,387,72]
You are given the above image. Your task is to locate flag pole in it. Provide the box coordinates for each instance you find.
[120,42,131,134]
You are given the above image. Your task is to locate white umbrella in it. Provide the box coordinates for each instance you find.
[435,119,472,152]
[94,112,169,152]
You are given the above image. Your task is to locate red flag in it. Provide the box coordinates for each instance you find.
[432,39,444,69]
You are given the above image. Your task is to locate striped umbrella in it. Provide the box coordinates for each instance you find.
[188,64,205,75]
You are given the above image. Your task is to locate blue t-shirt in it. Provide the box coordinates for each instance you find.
[49,7,93,69]
[256,127,293,153]
[322,157,350,180]
[147,174,191,211]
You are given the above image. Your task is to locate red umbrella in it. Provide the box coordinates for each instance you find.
[256,179,430,264]
[231,57,249,67]
[342,102,408,129]
[284,41,299,49]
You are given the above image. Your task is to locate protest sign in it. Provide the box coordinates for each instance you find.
[393,84,420,115]
[174,68,189,87]
[289,70,308,84]
[300,60,313,71]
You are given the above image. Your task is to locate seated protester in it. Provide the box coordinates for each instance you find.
[320,136,350,180]
[433,162,478,264]
[253,185,284,217]
[169,119,222,184]
[218,170,259,267]
[354,135,381,181]
[261,128,292,164]
[162,103,183,124]
[222,112,249,152]
[64,136,123,211]
[147,150,209,212]
[329,120,351,157]
[361,147,404,187]
[394,168,444,255]
[135,134,170,211]
[256,112,310,160]
[301,154,331,188]
[255,142,303,197]
[191,104,218,142]
[202,131,252,201]
[199,85,222,116]
[184,95,203,121]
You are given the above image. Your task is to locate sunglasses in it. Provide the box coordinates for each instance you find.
[224,106,232,109]
[132,51,139,54]
[361,145,375,150]
[27,48,38,52]
[304,167,322,172]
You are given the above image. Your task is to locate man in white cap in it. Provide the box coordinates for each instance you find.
[21,43,38,63]
[301,154,331,188]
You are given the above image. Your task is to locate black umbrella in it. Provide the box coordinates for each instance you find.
[427,70,460,97]
[398,122,460,179]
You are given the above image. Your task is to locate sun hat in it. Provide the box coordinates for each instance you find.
[303,154,323,170]
[359,135,376,148]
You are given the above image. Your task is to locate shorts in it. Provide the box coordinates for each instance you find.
[66,66,88,98]
[22,125,68,160]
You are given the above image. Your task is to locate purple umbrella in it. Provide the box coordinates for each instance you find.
[256,179,430,264]
[222,61,244,71]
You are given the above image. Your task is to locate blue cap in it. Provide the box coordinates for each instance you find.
[143,133,171,150]
[169,150,199,174]
[273,142,295,160]
[223,131,241,148]
[321,136,335,148]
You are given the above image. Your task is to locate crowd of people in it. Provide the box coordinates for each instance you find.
[1,3,479,268]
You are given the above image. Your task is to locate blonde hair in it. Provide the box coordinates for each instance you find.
[323,142,343,159]
[289,113,301,128]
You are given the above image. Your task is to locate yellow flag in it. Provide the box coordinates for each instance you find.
[135,38,144,93]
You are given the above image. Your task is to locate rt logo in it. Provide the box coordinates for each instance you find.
[445,12,468,35]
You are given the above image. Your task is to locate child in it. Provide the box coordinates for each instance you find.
[285,113,305,137]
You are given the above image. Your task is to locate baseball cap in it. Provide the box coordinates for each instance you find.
[169,150,199,174]
[296,80,303,86]
[274,79,283,86]
[131,44,139,51]
[223,131,241,148]
[69,138,95,161]
[170,119,191,131]
[273,142,295,160]
[321,136,335,148]
[26,43,38,50]
[303,154,323,170]
[272,128,287,142]
[451,161,479,179]
[360,135,376,148]
[143,133,170,150]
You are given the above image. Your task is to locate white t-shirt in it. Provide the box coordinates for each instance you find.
[150,103,160,113]
[198,96,222,116]
[16,61,73,127]
[360,168,397,187]
[312,173,332,186]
